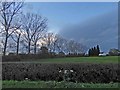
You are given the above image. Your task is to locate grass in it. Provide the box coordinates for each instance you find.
[2,80,119,88]
[4,56,119,63]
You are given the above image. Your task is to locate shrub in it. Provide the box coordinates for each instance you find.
[2,63,120,83]
[2,55,21,62]
[66,53,85,57]
[2,52,87,62]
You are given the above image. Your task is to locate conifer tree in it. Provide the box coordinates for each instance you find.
[97,45,100,56]
[88,49,91,56]
[93,47,96,56]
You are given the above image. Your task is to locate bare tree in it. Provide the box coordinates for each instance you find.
[19,39,28,54]
[52,35,88,54]
[11,30,21,55]
[42,33,57,53]
[53,35,67,53]
[66,39,88,54]
[21,13,48,54]
[32,24,47,54]
[0,2,23,55]
[0,1,13,12]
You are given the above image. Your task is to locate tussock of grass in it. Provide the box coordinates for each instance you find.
[2,80,119,88]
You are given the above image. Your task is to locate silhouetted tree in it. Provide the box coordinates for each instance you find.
[91,48,94,56]
[21,13,47,54]
[93,47,96,56]
[40,46,48,54]
[96,45,100,56]
[88,49,91,56]
[88,45,101,56]
[0,2,24,55]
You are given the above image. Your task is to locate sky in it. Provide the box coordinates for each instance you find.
[24,2,118,52]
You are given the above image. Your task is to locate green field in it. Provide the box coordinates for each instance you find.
[6,56,119,63]
[2,80,119,88]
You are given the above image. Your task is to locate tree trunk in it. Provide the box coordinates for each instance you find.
[16,34,21,55]
[28,41,31,54]
[3,35,8,56]
[34,42,37,54]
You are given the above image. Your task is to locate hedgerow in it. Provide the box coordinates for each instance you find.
[2,63,120,83]
[2,53,86,62]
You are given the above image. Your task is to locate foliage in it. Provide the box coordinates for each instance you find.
[109,49,120,56]
[2,52,86,61]
[40,46,49,54]
[2,55,21,62]
[2,63,120,83]
[2,55,119,63]
[66,53,85,57]
[58,52,65,57]
[59,69,76,82]
[88,45,100,56]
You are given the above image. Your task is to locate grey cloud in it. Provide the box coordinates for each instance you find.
[59,10,118,52]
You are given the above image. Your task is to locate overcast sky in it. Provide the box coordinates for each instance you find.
[24,2,118,52]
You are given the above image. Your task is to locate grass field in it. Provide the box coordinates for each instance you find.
[2,80,119,88]
[5,56,119,63]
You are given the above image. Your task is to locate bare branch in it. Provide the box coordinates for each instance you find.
[21,13,48,54]
[0,2,24,55]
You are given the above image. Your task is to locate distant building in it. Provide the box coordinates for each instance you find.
[99,52,107,56]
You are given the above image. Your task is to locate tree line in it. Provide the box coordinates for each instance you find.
[0,1,87,56]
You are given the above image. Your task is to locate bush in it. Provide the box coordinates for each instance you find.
[2,52,86,62]
[66,53,85,57]
[2,63,120,83]
[2,55,21,62]
[109,49,120,56]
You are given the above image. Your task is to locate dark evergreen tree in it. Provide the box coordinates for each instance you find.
[93,47,96,56]
[88,45,101,56]
[88,49,91,56]
[97,45,100,56]
[91,48,94,56]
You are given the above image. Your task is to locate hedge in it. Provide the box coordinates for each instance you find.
[2,55,21,62]
[2,63,120,83]
[2,53,86,62]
